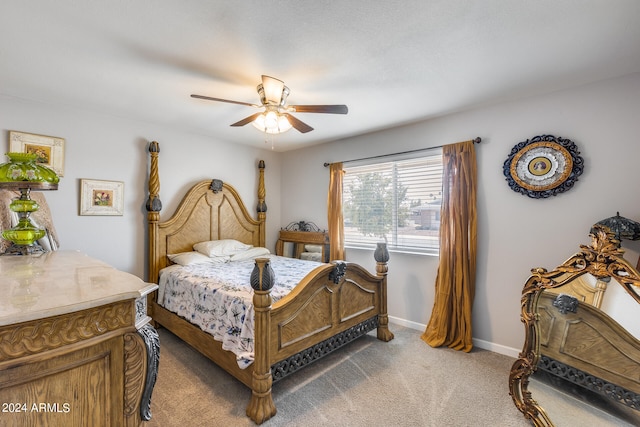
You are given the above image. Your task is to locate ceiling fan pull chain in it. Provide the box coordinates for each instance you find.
[264,133,275,150]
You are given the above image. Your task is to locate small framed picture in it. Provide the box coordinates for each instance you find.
[80,179,124,216]
[9,131,66,176]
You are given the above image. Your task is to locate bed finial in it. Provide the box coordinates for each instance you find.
[257,160,267,214]
[257,160,267,247]
[247,257,277,424]
[147,141,162,284]
[373,242,394,342]
[250,258,275,292]
[146,141,162,213]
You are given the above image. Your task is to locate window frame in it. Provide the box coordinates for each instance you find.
[342,149,443,256]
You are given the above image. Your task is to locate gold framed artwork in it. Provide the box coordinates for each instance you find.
[9,131,66,176]
[80,179,124,216]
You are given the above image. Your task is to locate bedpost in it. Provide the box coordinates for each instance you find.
[374,242,394,342]
[146,141,162,284]
[257,160,266,247]
[246,257,277,424]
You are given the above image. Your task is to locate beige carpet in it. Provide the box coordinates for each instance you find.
[145,324,640,427]
[143,325,635,426]
[528,370,639,426]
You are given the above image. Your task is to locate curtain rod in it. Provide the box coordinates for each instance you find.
[323,137,481,167]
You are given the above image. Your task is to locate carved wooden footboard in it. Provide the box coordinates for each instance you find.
[145,142,393,424]
[247,257,393,423]
[537,291,640,407]
[510,226,640,425]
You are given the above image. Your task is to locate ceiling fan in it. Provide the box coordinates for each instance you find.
[191,75,348,134]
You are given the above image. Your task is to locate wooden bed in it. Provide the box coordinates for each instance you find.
[536,290,640,400]
[144,142,394,424]
[510,225,640,426]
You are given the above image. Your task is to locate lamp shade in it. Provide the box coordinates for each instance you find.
[251,112,292,134]
[0,152,59,188]
[593,212,640,241]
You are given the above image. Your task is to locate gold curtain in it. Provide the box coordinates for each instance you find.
[421,140,477,352]
[327,162,345,261]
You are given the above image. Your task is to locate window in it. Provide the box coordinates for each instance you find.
[343,149,443,255]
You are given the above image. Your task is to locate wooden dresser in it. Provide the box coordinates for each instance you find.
[0,250,159,427]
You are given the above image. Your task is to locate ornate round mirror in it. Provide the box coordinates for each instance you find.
[510,225,640,426]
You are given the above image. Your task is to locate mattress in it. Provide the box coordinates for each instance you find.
[158,254,322,368]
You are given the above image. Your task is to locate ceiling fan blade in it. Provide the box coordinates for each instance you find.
[289,104,348,114]
[283,113,314,133]
[261,75,286,104]
[191,94,258,108]
[230,113,263,127]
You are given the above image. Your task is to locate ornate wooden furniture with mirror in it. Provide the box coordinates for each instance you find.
[275,221,329,262]
[509,225,640,426]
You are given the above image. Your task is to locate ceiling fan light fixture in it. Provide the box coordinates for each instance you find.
[252,111,292,134]
[192,74,347,135]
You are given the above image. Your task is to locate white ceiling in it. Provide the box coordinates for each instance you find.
[2,1,640,151]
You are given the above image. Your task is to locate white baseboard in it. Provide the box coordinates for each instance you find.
[388,316,521,359]
[472,338,521,359]
[388,315,425,331]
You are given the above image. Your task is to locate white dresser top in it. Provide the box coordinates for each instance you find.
[0,250,157,326]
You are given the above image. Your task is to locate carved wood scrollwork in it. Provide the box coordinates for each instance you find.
[138,324,160,421]
[552,294,578,314]
[0,300,132,362]
[271,317,378,382]
[123,332,146,417]
[509,225,640,426]
[135,296,147,325]
[122,324,160,422]
[281,220,324,232]
[210,179,223,193]
[329,262,346,284]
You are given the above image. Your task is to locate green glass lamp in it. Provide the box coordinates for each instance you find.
[0,152,59,255]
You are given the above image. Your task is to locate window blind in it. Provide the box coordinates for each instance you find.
[343,149,443,254]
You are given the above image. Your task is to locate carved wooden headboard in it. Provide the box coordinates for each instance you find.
[145,141,266,283]
[544,273,608,308]
[275,221,329,263]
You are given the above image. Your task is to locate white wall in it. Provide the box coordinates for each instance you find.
[3,73,639,356]
[280,73,640,355]
[0,95,283,278]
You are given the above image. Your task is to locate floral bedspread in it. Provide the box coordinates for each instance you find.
[158,255,322,369]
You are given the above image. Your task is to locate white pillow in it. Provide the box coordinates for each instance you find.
[229,247,271,262]
[304,244,323,253]
[300,252,322,262]
[168,251,215,266]
[193,239,252,257]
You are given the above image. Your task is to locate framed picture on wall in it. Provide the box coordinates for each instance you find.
[80,179,124,216]
[9,131,66,176]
